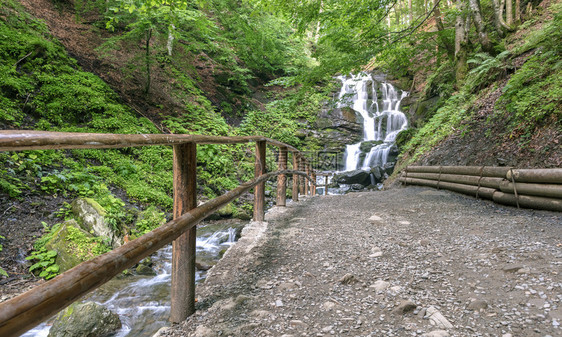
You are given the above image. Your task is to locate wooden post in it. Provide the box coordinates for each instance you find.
[292,154,299,202]
[254,140,266,221]
[325,175,329,195]
[311,172,316,195]
[171,142,197,323]
[304,164,310,196]
[299,159,305,196]
[276,147,288,206]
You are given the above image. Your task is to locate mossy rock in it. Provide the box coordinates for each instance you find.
[48,302,121,337]
[359,140,384,153]
[217,203,235,217]
[71,198,120,248]
[44,220,88,273]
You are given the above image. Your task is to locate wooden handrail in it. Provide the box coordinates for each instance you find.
[0,130,321,336]
[0,169,313,337]
[0,130,301,153]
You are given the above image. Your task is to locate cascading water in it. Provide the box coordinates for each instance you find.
[22,225,241,337]
[338,74,408,171]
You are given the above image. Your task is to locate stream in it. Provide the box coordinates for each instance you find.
[22,222,244,337]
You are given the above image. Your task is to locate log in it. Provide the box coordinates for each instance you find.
[400,177,496,200]
[170,143,197,322]
[493,191,562,212]
[0,169,311,337]
[406,165,511,178]
[253,140,266,221]
[506,168,562,184]
[325,175,329,196]
[499,180,562,199]
[276,147,288,206]
[405,172,504,189]
[304,165,310,196]
[299,159,305,196]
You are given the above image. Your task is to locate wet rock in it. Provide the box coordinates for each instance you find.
[393,300,417,314]
[135,264,156,276]
[48,302,121,337]
[333,170,370,186]
[351,183,365,190]
[425,306,453,329]
[152,327,171,337]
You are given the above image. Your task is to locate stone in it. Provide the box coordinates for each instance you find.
[333,170,371,186]
[193,325,215,337]
[393,300,417,314]
[275,299,284,307]
[152,327,171,337]
[289,320,307,329]
[44,220,91,272]
[502,264,524,273]
[71,198,120,247]
[425,306,453,329]
[422,330,450,337]
[339,273,358,284]
[321,301,339,311]
[135,264,157,276]
[467,299,488,311]
[370,280,390,292]
[48,302,121,337]
[369,214,383,224]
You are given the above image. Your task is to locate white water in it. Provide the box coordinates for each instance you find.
[22,226,240,337]
[338,74,408,171]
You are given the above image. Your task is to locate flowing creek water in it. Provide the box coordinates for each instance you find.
[22,223,244,337]
[338,74,409,171]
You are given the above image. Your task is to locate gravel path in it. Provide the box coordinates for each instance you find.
[163,186,561,337]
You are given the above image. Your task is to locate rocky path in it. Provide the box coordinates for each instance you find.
[163,186,561,337]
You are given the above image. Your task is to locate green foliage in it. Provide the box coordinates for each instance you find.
[0,235,7,277]
[467,51,512,92]
[134,205,166,236]
[65,226,111,261]
[26,247,59,280]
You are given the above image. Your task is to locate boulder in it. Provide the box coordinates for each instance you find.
[72,198,120,248]
[45,220,90,272]
[48,302,121,337]
[370,166,385,183]
[383,162,396,176]
[333,169,371,186]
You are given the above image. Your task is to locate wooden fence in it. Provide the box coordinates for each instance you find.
[400,166,562,212]
[0,130,320,337]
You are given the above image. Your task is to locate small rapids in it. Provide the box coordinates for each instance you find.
[22,224,243,337]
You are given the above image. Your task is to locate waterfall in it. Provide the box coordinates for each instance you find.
[338,74,408,171]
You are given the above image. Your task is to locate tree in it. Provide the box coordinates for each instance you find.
[468,0,492,53]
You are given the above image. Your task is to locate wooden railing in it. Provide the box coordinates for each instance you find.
[0,131,321,337]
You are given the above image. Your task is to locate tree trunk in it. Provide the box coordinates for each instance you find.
[145,28,152,95]
[506,0,513,25]
[468,0,493,53]
[434,0,455,60]
[455,0,470,84]
[408,0,413,24]
[515,0,520,22]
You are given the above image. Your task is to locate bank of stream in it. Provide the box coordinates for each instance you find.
[22,221,246,337]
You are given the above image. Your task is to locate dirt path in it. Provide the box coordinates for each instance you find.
[162,186,561,337]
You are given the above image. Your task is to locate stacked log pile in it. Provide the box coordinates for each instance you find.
[399,166,562,212]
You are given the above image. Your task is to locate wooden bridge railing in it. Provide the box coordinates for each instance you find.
[0,130,322,337]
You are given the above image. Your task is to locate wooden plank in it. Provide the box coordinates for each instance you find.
[311,172,317,195]
[0,169,306,337]
[170,143,197,322]
[276,147,288,206]
[253,140,266,221]
[292,154,299,202]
